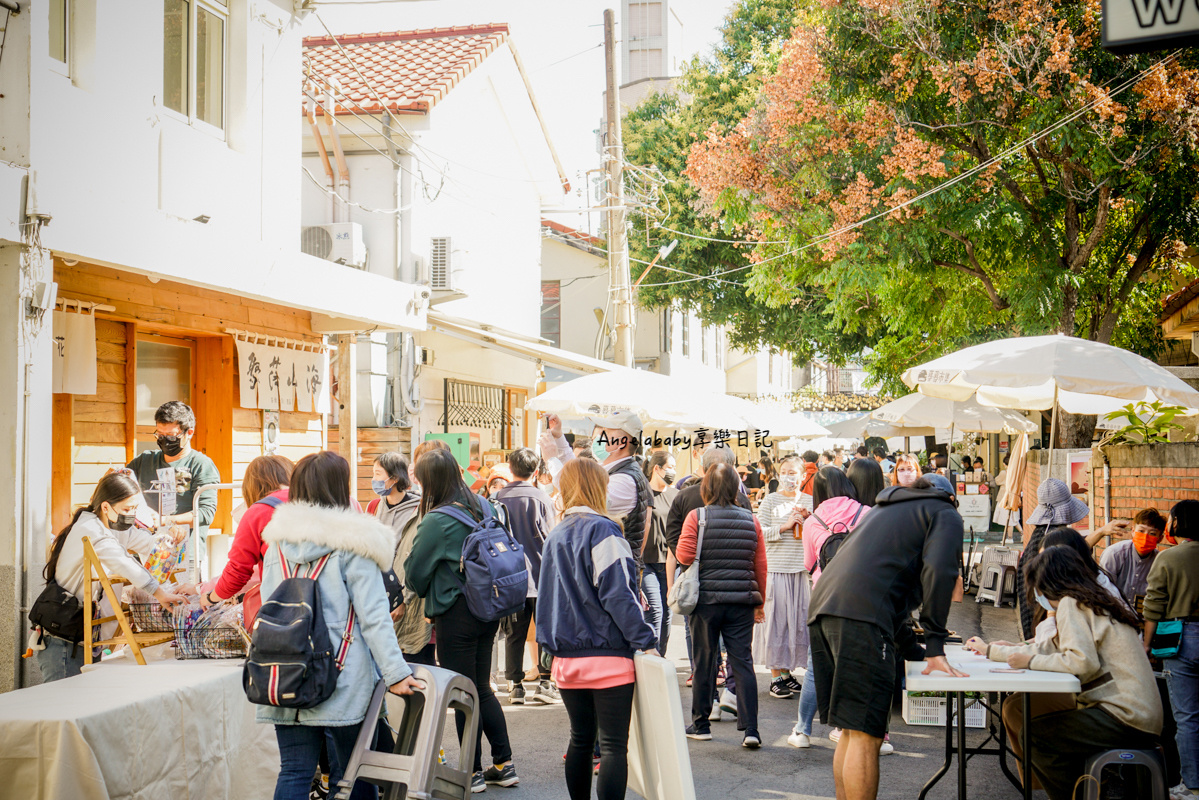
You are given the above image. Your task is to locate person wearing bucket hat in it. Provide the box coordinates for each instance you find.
[1015,478,1090,640]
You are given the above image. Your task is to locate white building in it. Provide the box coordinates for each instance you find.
[0,1,430,690]
[619,0,685,109]
[302,25,608,470]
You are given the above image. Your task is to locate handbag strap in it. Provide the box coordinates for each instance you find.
[276,545,356,670]
[695,507,707,563]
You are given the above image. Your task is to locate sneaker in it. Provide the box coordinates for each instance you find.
[742,729,762,749]
[784,675,803,694]
[879,736,894,756]
[708,704,723,722]
[530,680,563,705]
[1170,784,1198,800]
[471,772,486,793]
[769,677,794,699]
[483,763,519,788]
[829,728,842,743]
[787,730,811,749]
[308,772,329,800]
[719,688,738,715]
[685,724,712,741]
[508,683,525,705]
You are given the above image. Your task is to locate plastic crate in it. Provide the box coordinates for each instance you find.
[127,603,175,633]
[902,692,987,728]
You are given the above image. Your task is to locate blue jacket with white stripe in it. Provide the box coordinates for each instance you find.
[536,507,657,659]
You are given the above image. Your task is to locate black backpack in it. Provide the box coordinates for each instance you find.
[243,547,355,709]
[815,505,865,571]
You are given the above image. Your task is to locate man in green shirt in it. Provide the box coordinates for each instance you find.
[126,401,221,570]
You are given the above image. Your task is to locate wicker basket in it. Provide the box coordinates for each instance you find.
[902,692,987,728]
[174,626,248,660]
[128,603,175,633]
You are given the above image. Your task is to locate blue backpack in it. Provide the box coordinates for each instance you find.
[434,499,528,622]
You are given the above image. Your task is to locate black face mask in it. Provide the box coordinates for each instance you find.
[156,434,185,457]
[109,511,137,531]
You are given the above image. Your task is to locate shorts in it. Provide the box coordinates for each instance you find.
[809,615,895,739]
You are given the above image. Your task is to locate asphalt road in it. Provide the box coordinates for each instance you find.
[465,600,1029,800]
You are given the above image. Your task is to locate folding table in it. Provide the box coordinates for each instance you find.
[906,644,1081,800]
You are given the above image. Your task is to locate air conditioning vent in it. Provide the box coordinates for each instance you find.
[302,223,367,268]
[430,237,452,290]
[301,226,333,260]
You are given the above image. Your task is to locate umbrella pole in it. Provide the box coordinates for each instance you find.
[1048,385,1059,474]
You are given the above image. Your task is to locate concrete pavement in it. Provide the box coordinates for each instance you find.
[463,601,1029,800]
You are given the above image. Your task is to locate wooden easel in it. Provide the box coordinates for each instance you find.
[81,536,175,665]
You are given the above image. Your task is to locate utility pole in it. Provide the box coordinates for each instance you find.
[603,8,634,368]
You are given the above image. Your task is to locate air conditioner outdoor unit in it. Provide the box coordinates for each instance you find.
[429,236,453,290]
[301,222,367,268]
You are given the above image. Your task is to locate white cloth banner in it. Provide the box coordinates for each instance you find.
[233,337,326,412]
[233,338,262,409]
[52,310,98,395]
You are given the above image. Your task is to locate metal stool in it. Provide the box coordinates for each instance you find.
[335,665,480,800]
[975,563,1016,607]
[1081,746,1168,800]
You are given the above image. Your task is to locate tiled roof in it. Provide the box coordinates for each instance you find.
[542,218,604,248]
[303,24,510,115]
[1162,277,1199,322]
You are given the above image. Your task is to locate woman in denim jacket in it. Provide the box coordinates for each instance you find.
[258,451,422,800]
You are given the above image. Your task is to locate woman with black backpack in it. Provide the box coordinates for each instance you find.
[789,467,871,751]
[33,472,187,682]
[405,448,519,793]
[254,451,422,800]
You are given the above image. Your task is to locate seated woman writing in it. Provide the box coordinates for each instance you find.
[966,546,1162,800]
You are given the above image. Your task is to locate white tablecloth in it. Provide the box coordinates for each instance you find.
[0,656,278,800]
[906,644,1081,693]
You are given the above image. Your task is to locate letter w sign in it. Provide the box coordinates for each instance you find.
[1104,0,1199,51]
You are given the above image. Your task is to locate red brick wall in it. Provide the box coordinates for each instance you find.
[1089,443,1199,551]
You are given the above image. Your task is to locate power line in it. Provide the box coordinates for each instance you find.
[301,166,412,214]
[534,43,602,72]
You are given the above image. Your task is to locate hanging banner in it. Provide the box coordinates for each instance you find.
[233,338,262,409]
[232,335,326,412]
[51,308,98,395]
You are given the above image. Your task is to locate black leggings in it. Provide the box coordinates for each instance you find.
[560,683,635,800]
[434,596,513,773]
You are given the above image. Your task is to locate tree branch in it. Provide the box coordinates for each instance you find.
[931,230,1011,312]
[1096,227,1166,343]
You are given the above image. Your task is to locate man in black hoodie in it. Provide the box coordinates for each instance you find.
[807,473,967,800]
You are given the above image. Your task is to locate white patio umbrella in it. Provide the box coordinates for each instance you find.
[824,413,935,440]
[900,335,1199,412]
[730,399,830,439]
[871,393,1038,435]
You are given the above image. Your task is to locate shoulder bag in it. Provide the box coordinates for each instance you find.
[667,507,707,616]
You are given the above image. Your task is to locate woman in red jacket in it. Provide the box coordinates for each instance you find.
[199,454,293,617]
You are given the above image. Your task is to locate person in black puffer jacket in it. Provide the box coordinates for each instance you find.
[675,464,767,749]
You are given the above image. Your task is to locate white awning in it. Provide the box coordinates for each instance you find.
[426,312,615,375]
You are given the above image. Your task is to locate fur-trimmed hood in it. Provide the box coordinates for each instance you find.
[261,502,394,570]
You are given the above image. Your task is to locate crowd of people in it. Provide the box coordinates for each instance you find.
[27,400,1199,800]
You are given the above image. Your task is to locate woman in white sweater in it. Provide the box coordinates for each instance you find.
[752,455,811,699]
[35,472,186,681]
[966,546,1162,800]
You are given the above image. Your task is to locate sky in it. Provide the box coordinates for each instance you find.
[302,0,737,217]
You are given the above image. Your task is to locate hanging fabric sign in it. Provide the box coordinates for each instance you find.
[231,334,327,412]
[51,308,98,395]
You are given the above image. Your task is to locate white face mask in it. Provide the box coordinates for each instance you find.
[780,474,799,490]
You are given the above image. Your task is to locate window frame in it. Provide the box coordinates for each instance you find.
[48,0,70,76]
[681,312,690,358]
[540,280,561,348]
[134,332,197,455]
[162,0,228,138]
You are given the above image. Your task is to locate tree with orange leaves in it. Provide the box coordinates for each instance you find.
[681,0,1199,441]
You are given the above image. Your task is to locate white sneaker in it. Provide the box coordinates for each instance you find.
[708,704,723,722]
[719,688,738,715]
[1170,784,1198,800]
[787,730,811,748]
[879,739,894,755]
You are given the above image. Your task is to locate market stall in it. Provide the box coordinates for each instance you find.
[0,656,276,799]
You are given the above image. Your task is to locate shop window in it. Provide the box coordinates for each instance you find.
[540,281,561,347]
[135,335,195,454]
[163,0,226,132]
